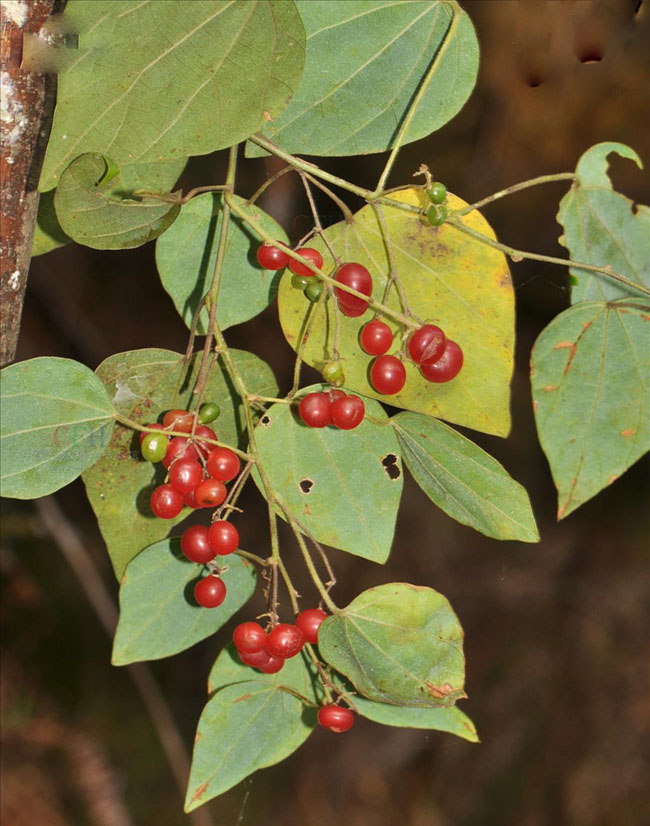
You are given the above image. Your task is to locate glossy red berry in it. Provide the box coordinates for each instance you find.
[257,655,285,674]
[163,437,200,469]
[206,447,240,482]
[289,247,323,277]
[266,624,304,659]
[239,649,271,667]
[370,355,406,395]
[317,705,354,733]
[335,262,373,312]
[208,520,239,555]
[139,423,164,443]
[360,319,393,355]
[194,575,226,608]
[420,339,464,383]
[328,389,346,403]
[298,392,331,428]
[193,425,218,455]
[183,489,203,509]
[295,609,327,644]
[163,409,196,432]
[169,459,203,493]
[330,395,365,430]
[150,484,184,519]
[407,324,446,365]
[194,478,227,508]
[181,525,215,564]
[257,243,290,270]
[338,300,367,318]
[233,622,267,654]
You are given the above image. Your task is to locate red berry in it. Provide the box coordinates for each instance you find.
[335,262,372,312]
[289,247,323,277]
[420,339,464,383]
[150,484,184,519]
[257,243,290,270]
[266,624,304,659]
[317,705,354,733]
[330,395,365,430]
[257,655,285,674]
[370,354,406,395]
[163,437,200,469]
[328,388,346,402]
[169,459,203,493]
[360,320,393,355]
[181,525,215,564]
[163,409,196,432]
[194,478,227,507]
[407,324,446,365]
[139,423,164,443]
[338,299,367,318]
[233,622,267,654]
[194,575,226,608]
[208,520,239,555]
[295,609,327,644]
[239,649,271,667]
[183,489,203,509]
[298,392,331,428]
[193,425,218,455]
[206,447,240,482]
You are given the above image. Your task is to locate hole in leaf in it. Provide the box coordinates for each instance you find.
[299,478,314,494]
[381,454,401,481]
[260,415,271,427]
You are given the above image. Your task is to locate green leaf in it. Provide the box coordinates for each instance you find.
[253,385,403,563]
[319,583,466,707]
[557,142,649,302]
[393,412,538,542]
[112,540,256,665]
[0,357,114,499]
[54,153,180,249]
[278,189,514,436]
[32,190,70,256]
[40,0,306,191]
[531,299,650,519]
[248,0,478,157]
[155,193,288,333]
[187,646,317,811]
[82,348,277,578]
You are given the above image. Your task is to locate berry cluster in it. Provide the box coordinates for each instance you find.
[298,389,365,430]
[139,403,242,608]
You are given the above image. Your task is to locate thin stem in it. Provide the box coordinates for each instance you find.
[247,165,295,205]
[290,278,329,395]
[373,203,418,320]
[216,460,253,520]
[302,171,354,223]
[114,416,253,461]
[452,172,576,217]
[299,171,339,262]
[446,216,650,296]
[373,0,461,195]
[180,184,231,204]
[236,549,267,567]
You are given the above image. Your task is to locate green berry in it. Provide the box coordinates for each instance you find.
[198,401,220,424]
[292,273,311,290]
[427,182,447,205]
[141,432,169,463]
[305,280,324,302]
[322,360,344,386]
[426,204,447,227]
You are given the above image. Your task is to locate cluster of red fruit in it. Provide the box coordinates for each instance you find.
[139,404,242,608]
[232,611,355,732]
[298,389,365,430]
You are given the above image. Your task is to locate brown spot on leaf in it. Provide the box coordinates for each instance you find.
[582,321,592,331]
[533,400,538,412]
[381,453,401,480]
[641,314,650,322]
[554,341,574,349]
[426,682,453,699]
[544,385,557,392]
[299,478,313,494]
[194,732,201,744]
[607,475,619,485]
[263,109,272,122]
[304,504,311,516]
[234,693,251,704]
[620,429,636,437]
[188,782,209,805]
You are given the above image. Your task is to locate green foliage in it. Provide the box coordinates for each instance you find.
[558,143,649,303]
[253,386,403,563]
[112,540,256,665]
[319,583,466,707]
[82,348,277,578]
[278,189,514,436]
[40,0,306,191]
[248,0,478,157]
[155,193,288,332]
[32,190,70,256]
[0,357,114,499]
[393,412,539,542]
[531,299,649,519]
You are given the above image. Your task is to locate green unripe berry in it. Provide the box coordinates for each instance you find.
[426,204,447,227]
[427,182,447,205]
[305,280,324,302]
[322,360,344,386]
[141,432,169,463]
[292,273,311,290]
[198,402,220,424]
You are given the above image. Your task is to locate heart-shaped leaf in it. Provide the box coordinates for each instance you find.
[112,540,256,665]
[557,142,649,303]
[82,348,277,578]
[248,0,478,157]
[0,357,114,499]
[531,299,650,518]
[155,193,288,332]
[318,583,466,707]
[278,189,514,436]
[253,385,403,563]
[40,0,306,191]
[393,412,538,541]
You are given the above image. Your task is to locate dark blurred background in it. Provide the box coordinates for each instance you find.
[2,1,649,825]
